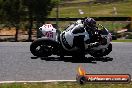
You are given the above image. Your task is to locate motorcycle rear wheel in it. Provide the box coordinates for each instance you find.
[30,38,58,57]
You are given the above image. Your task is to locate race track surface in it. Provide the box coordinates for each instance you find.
[0,42,132,81]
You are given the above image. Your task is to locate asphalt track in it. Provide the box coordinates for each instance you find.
[0,42,132,81]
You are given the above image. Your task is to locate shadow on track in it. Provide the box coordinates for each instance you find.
[31,56,113,64]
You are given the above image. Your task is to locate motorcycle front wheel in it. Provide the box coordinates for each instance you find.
[89,43,112,57]
[30,38,58,57]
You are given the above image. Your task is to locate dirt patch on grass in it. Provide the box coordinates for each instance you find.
[0,28,37,42]
[0,28,16,35]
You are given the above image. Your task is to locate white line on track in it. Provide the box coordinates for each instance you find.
[0,79,132,84]
[0,80,76,84]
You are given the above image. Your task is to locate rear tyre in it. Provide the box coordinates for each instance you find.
[30,38,58,57]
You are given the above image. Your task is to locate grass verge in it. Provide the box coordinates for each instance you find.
[112,39,132,42]
[50,1,132,17]
[0,82,132,88]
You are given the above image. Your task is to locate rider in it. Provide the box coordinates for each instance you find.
[61,17,100,54]
[83,17,100,45]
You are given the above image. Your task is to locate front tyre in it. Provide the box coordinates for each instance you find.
[30,38,58,57]
[89,43,112,57]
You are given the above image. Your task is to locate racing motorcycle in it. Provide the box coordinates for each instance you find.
[30,22,112,59]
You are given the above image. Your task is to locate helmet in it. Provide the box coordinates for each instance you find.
[84,18,96,27]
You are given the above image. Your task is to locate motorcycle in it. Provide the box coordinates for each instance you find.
[30,22,112,59]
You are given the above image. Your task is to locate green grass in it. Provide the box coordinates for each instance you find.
[0,82,132,88]
[112,39,132,42]
[97,21,127,31]
[61,0,91,3]
[48,1,131,31]
[49,1,132,17]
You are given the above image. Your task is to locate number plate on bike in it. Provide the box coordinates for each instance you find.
[41,24,56,40]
